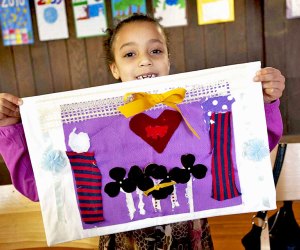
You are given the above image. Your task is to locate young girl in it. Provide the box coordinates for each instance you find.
[0,14,285,249]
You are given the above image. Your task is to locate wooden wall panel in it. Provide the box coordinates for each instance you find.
[204,24,226,68]
[0,45,18,96]
[264,0,300,135]
[30,3,54,95]
[85,37,111,87]
[0,0,299,135]
[168,27,185,74]
[285,18,300,133]
[225,0,247,65]
[67,38,90,90]
[245,0,264,63]
[183,0,206,71]
[65,1,90,90]
[30,41,54,95]
[264,1,287,71]
[12,45,36,97]
[48,40,72,93]
[264,0,288,134]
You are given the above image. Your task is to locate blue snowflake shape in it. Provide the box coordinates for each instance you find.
[41,149,67,174]
[243,139,269,162]
[44,7,58,24]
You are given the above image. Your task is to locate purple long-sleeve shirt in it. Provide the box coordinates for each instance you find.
[0,101,283,202]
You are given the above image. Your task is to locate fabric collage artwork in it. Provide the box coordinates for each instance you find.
[20,61,276,245]
[60,83,242,229]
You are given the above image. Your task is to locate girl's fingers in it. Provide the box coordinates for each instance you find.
[3,93,22,105]
[254,68,285,85]
[0,103,20,117]
[0,93,22,117]
[263,87,283,103]
[0,98,19,111]
[254,67,285,103]
[255,72,284,84]
[0,93,22,106]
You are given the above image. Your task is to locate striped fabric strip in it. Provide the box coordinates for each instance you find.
[67,151,104,224]
[210,112,241,201]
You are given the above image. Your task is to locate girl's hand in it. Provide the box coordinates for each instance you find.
[253,67,285,103]
[0,93,23,127]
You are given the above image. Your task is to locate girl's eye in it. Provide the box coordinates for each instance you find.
[151,49,162,54]
[124,52,135,58]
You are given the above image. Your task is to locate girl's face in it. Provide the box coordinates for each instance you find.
[109,21,170,82]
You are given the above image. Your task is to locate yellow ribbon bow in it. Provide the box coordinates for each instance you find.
[144,181,177,196]
[118,88,200,139]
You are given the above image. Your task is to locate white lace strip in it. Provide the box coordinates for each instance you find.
[60,81,230,124]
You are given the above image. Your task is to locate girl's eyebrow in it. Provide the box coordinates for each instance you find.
[148,39,164,45]
[119,42,136,50]
[119,39,164,50]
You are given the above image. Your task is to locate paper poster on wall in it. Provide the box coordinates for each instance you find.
[34,0,68,41]
[20,61,277,246]
[111,0,147,25]
[0,0,34,46]
[197,0,234,25]
[286,0,300,19]
[72,0,107,38]
[153,0,187,27]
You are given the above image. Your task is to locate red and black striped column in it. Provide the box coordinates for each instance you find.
[66,152,104,224]
[210,112,241,201]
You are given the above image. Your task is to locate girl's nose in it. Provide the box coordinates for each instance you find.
[139,54,152,67]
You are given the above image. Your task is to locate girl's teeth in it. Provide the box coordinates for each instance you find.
[137,74,156,80]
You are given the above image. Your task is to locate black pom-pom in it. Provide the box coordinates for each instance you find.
[145,164,167,179]
[104,182,120,197]
[192,164,207,179]
[122,178,137,193]
[169,167,190,184]
[152,180,174,200]
[128,165,143,182]
[181,154,195,168]
[109,167,126,181]
[137,177,154,191]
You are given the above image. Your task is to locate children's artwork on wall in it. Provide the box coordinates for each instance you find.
[153,0,187,27]
[286,0,300,19]
[197,0,234,25]
[34,0,69,41]
[111,0,147,25]
[0,0,34,46]
[72,0,107,38]
[20,61,277,246]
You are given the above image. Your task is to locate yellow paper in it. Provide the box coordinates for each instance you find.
[197,0,235,25]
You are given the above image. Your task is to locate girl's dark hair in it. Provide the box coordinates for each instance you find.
[103,13,169,65]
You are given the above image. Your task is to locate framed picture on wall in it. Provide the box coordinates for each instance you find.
[111,0,147,26]
[0,0,34,46]
[72,0,108,38]
[153,0,188,27]
[197,0,235,25]
[34,0,69,41]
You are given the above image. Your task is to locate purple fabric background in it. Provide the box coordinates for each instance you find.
[62,100,242,229]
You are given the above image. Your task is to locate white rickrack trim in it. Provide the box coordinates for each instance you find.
[61,80,230,124]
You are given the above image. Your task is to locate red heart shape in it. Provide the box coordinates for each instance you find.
[129,109,182,153]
